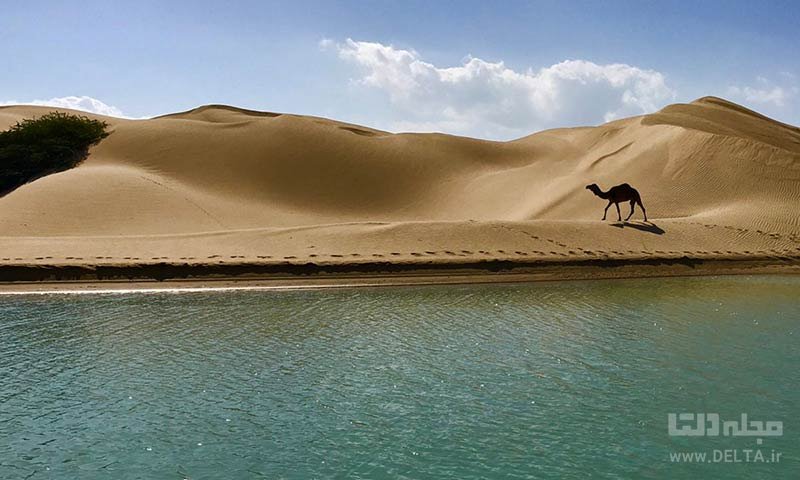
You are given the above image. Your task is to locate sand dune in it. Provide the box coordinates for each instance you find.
[0,97,798,283]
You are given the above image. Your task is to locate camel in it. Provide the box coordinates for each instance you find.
[585,183,647,222]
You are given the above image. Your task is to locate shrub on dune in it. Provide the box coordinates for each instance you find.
[0,112,109,195]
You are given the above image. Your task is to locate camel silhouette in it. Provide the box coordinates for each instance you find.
[586,183,647,222]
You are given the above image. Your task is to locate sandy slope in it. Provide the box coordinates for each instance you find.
[0,97,798,282]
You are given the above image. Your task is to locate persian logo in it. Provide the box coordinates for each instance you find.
[668,413,783,445]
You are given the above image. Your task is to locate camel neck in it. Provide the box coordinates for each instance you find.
[594,189,609,199]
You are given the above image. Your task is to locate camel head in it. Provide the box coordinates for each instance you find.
[585,183,602,195]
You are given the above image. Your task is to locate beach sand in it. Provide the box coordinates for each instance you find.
[0,97,798,289]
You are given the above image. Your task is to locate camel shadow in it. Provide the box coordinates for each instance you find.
[610,221,665,235]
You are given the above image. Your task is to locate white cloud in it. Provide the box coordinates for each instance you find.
[327,39,675,139]
[0,96,126,117]
[727,79,796,108]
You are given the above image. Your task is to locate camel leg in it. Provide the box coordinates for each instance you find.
[625,200,635,221]
[638,199,647,222]
[603,201,612,220]
[615,202,622,221]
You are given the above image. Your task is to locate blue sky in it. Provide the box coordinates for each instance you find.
[2,0,799,139]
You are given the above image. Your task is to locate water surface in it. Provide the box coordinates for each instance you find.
[1,276,798,479]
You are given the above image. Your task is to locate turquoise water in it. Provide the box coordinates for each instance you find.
[0,276,798,479]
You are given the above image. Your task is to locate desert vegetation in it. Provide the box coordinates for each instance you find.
[0,112,109,195]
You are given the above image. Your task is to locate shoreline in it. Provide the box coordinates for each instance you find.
[1,255,797,294]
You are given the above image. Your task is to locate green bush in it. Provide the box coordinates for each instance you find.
[0,112,109,195]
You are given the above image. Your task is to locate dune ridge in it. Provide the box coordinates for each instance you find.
[0,97,798,285]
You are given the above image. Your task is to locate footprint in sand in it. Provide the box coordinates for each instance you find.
[515,251,527,255]
[411,252,424,257]
[445,251,457,255]
[331,254,344,258]
[461,250,473,254]
[308,254,318,258]
[350,253,361,257]
[390,252,401,256]
[372,254,383,257]
[424,251,436,255]
[284,256,297,259]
